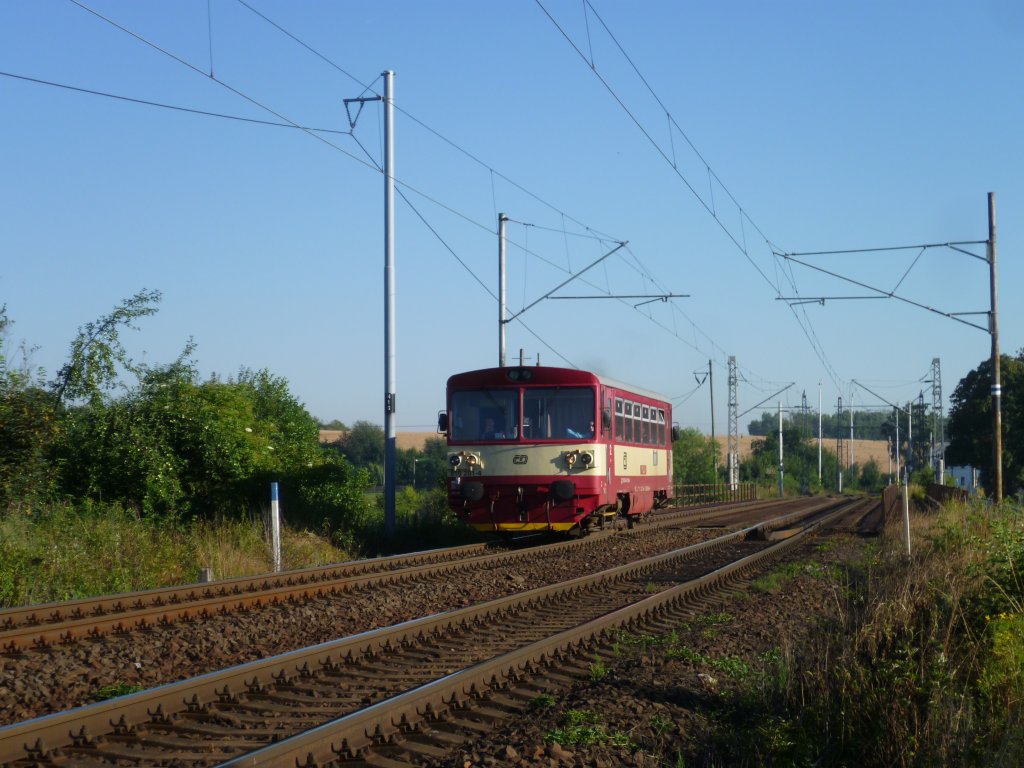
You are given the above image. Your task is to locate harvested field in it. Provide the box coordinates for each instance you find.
[717,435,890,467]
[319,430,439,451]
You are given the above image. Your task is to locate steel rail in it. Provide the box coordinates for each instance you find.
[0,498,796,654]
[0,496,858,765]
[219,496,873,766]
[0,542,492,632]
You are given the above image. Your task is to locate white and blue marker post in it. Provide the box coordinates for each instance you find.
[270,482,282,573]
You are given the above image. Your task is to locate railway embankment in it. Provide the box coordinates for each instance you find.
[2,495,1021,767]
[441,497,1024,767]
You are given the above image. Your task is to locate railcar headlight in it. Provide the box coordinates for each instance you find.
[565,450,578,468]
[449,454,463,469]
[466,454,479,467]
[580,451,594,468]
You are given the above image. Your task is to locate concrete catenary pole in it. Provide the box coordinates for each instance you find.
[708,360,717,475]
[907,400,913,480]
[836,396,843,492]
[778,401,784,498]
[895,405,900,486]
[498,212,508,367]
[383,70,397,534]
[849,398,854,469]
[902,481,912,559]
[817,381,822,480]
[988,192,1002,503]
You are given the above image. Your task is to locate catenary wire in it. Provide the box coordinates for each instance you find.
[59,0,786,392]
[535,0,780,294]
[536,0,847,392]
[230,0,624,247]
[62,0,578,371]
[200,0,791,387]
[346,129,577,368]
[0,70,348,134]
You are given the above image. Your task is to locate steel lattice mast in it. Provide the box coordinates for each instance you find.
[728,356,739,489]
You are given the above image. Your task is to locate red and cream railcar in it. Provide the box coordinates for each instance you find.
[439,366,675,534]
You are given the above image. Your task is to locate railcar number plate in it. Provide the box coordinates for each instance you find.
[513,455,528,464]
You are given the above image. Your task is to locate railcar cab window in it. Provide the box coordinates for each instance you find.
[450,389,519,441]
[522,387,595,440]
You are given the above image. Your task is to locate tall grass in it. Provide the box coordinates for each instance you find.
[701,499,1024,767]
[0,487,480,607]
[0,501,348,607]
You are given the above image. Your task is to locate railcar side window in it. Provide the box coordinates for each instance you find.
[642,405,650,444]
[657,409,666,444]
[624,401,633,442]
[633,402,642,445]
[451,389,519,441]
[615,398,624,439]
[521,386,596,440]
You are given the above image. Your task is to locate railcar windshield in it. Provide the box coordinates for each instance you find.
[522,387,595,440]
[451,389,519,441]
[449,385,596,442]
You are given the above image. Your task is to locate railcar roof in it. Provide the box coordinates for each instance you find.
[447,366,670,405]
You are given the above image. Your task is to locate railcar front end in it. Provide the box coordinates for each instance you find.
[440,366,673,534]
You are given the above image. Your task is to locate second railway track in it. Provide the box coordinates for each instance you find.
[0,497,813,655]
[0,495,875,767]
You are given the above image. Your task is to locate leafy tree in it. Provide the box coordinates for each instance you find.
[58,361,265,517]
[910,463,935,488]
[397,443,447,490]
[743,427,838,494]
[281,455,374,553]
[34,289,325,519]
[422,436,447,459]
[338,421,385,467]
[419,437,449,489]
[233,368,320,471]
[946,352,1024,495]
[0,385,61,506]
[52,289,161,403]
[1,306,62,506]
[859,459,883,492]
[1,296,377,533]
[748,407,919,441]
[319,419,348,430]
[672,428,719,484]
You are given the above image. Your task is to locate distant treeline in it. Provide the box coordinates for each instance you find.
[748,407,947,443]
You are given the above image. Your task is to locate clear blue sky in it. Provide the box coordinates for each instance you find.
[2,1,1021,436]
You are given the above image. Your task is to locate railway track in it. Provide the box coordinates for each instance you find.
[0,495,872,767]
[0,497,811,655]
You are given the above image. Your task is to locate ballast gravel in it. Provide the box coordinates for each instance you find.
[0,526,725,726]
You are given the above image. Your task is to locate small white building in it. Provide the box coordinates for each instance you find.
[948,465,980,495]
